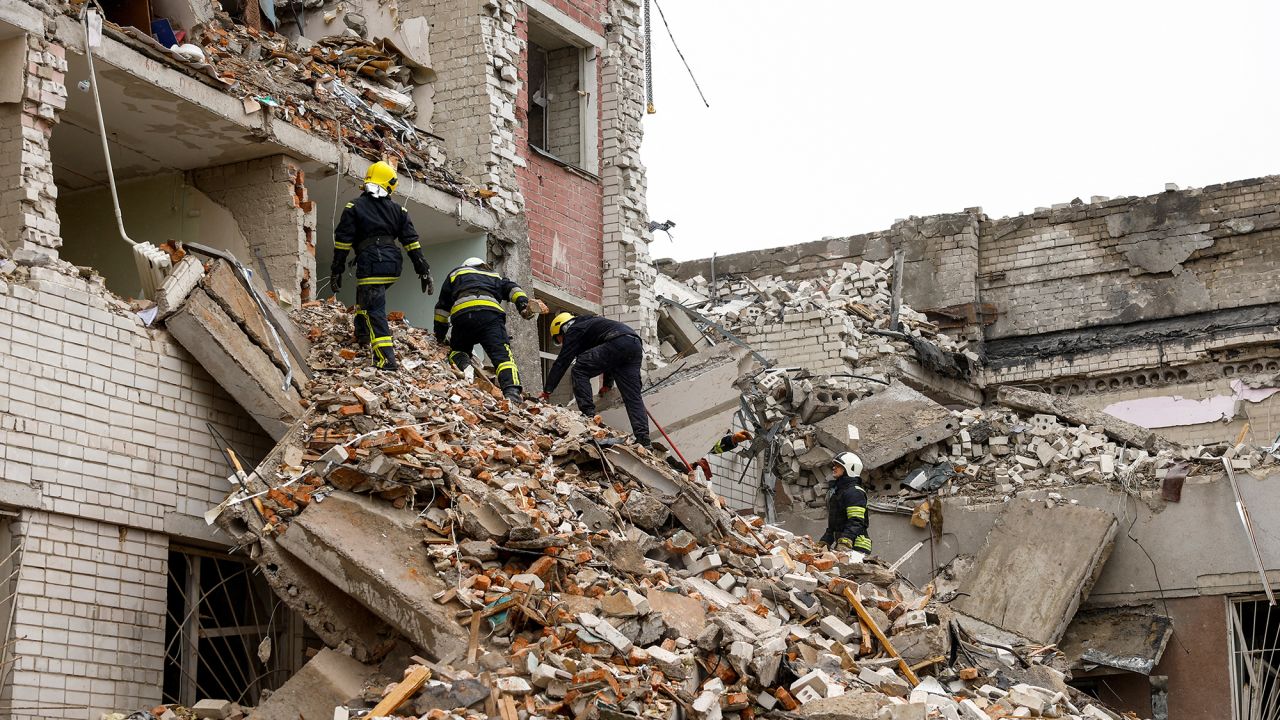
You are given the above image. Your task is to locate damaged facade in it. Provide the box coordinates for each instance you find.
[0,0,1278,713]
[650,177,1280,720]
[0,0,656,712]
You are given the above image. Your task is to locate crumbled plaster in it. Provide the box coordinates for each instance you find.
[1123,229,1214,276]
[1102,379,1280,429]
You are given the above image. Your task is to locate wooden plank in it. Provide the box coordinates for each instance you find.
[368,665,431,717]
[500,694,520,720]
[467,609,483,664]
[844,587,920,686]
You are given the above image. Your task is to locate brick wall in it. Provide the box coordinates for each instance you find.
[544,47,581,166]
[737,315,848,374]
[978,178,1280,340]
[600,0,659,349]
[660,212,982,316]
[6,513,169,715]
[0,265,269,717]
[0,36,66,265]
[401,0,525,216]
[516,0,606,306]
[192,156,317,307]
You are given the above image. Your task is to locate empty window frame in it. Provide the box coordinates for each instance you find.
[163,546,312,707]
[1230,595,1280,720]
[525,18,598,173]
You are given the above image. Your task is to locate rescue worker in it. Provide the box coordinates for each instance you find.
[710,430,753,455]
[330,161,433,371]
[539,313,650,445]
[433,257,536,402]
[820,451,872,554]
[668,430,753,479]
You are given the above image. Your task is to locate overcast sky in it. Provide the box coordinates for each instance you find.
[639,0,1280,262]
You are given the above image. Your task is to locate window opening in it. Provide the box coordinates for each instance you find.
[163,546,312,706]
[1231,595,1280,720]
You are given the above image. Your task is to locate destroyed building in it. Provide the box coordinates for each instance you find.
[0,0,658,713]
[650,177,1280,720]
[0,0,1278,713]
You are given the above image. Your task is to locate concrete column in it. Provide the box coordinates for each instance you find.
[191,155,318,306]
[600,0,659,354]
[0,35,66,265]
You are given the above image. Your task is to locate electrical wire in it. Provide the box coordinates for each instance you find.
[651,0,710,108]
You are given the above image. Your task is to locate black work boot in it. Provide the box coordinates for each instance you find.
[503,385,523,403]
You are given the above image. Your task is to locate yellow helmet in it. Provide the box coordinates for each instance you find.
[550,312,574,342]
[364,161,398,192]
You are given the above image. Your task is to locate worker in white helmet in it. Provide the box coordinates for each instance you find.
[432,256,537,402]
[820,451,872,554]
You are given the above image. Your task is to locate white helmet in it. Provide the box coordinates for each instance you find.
[834,451,863,478]
[462,257,486,268]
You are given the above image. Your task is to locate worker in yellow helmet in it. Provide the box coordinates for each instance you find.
[540,312,650,445]
[330,161,433,371]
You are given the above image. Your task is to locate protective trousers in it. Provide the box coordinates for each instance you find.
[354,282,397,369]
[571,335,649,444]
[448,310,521,399]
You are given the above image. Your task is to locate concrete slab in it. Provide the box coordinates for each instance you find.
[166,288,303,439]
[646,588,708,639]
[202,260,307,387]
[250,648,376,720]
[602,346,755,463]
[1059,606,1173,674]
[658,304,707,355]
[996,386,1173,453]
[216,483,400,663]
[275,491,470,662]
[812,381,959,470]
[953,498,1118,645]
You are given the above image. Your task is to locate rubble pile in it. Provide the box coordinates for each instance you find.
[755,386,1247,511]
[199,300,1143,720]
[94,9,483,201]
[669,265,1260,513]
[685,261,971,356]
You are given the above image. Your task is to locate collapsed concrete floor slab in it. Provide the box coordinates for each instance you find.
[601,345,757,458]
[812,380,959,469]
[164,258,306,439]
[953,498,1119,646]
[251,648,377,720]
[276,491,470,663]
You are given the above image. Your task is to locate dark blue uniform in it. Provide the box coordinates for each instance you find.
[544,316,649,444]
[821,474,871,553]
[331,192,429,370]
[433,265,529,400]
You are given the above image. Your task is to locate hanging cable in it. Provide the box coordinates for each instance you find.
[652,0,710,108]
[83,7,135,249]
[82,5,172,299]
[643,0,655,113]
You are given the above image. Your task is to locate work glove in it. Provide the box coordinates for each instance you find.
[419,272,434,295]
[538,391,551,402]
[733,430,753,443]
[518,300,537,320]
[598,384,612,398]
[330,273,342,292]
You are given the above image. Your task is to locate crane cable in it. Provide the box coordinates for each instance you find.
[643,0,654,113]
